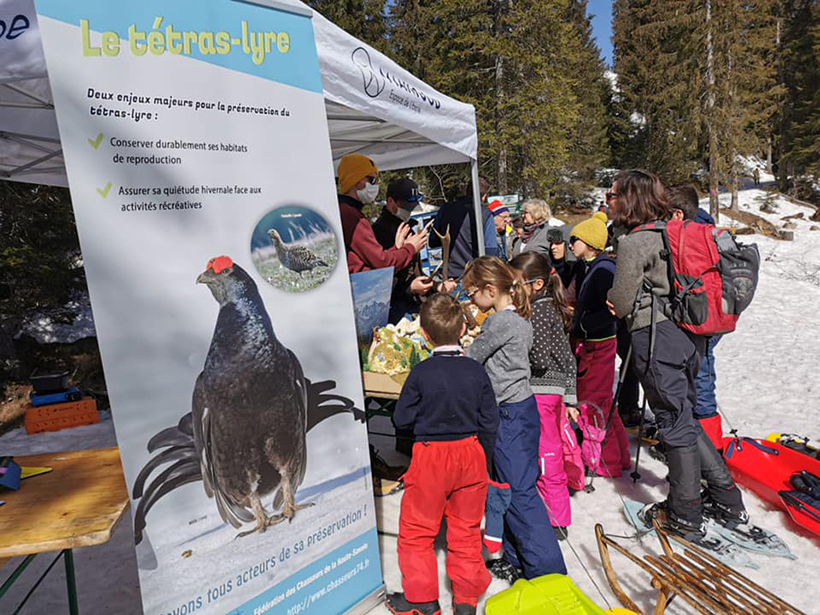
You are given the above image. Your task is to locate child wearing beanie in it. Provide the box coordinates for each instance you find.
[569,214,631,479]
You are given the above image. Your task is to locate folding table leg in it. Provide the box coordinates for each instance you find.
[64,549,79,615]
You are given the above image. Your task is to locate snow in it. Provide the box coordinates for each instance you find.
[18,290,97,344]
[2,187,819,614]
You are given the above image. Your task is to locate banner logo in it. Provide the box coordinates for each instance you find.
[0,13,31,41]
[351,47,384,98]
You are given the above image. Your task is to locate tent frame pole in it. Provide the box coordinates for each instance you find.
[471,159,485,257]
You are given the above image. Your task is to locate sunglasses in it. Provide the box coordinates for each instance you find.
[466,287,483,300]
[569,236,578,245]
[605,191,620,203]
[366,175,380,185]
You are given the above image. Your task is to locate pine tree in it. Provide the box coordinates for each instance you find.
[780,1,820,180]
[564,0,612,184]
[305,0,389,52]
[390,0,583,200]
[611,0,702,184]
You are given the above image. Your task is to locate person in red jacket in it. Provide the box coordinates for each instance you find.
[337,154,427,273]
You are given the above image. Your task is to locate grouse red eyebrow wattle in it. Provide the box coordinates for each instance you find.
[207,256,234,274]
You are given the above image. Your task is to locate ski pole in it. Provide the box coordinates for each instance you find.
[630,395,649,483]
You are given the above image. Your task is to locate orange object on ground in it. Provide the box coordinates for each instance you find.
[25,398,99,434]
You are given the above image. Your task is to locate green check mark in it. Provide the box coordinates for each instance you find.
[97,182,113,198]
[88,132,105,149]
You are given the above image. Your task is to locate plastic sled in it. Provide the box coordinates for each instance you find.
[723,436,820,536]
[485,573,637,615]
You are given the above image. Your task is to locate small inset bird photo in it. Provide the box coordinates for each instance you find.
[251,205,338,292]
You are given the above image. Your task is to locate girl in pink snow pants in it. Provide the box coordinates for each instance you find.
[510,252,583,534]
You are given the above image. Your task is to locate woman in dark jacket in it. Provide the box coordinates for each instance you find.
[606,169,746,540]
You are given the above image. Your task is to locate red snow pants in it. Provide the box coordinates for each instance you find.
[398,437,490,606]
[576,338,631,477]
[535,394,583,527]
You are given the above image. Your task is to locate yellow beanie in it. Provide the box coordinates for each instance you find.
[593,211,609,223]
[337,154,378,195]
[572,214,608,252]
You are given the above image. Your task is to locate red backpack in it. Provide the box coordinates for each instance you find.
[633,219,760,335]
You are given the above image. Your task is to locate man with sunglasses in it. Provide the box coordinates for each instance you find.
[373,178,441,322]
[337,154,428,274]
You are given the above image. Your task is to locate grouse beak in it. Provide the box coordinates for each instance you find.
[196,271,212,285]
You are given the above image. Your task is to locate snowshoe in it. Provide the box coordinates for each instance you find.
[486,558,522,583]
[647,442,667,464]
[702,499,749,530]
[623,499,758,569]
[637,501,706,542]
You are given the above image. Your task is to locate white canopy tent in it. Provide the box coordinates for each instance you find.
[0,0,485,248]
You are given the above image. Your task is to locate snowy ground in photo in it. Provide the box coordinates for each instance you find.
[1,186,818,614]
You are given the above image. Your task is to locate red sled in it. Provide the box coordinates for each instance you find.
[722,436,820,536]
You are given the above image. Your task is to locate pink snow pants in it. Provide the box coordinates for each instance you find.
[535,394,584,527]
[575,338,631,478]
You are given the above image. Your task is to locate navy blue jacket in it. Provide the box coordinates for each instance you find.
[572,255,617,340]
[393,350,499,466]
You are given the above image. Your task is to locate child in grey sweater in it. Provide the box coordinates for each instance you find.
[463,256,567,583]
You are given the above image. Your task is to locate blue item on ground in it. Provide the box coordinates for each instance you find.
[30,386,83,407]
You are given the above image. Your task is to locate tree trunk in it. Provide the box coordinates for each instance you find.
[730,160,739,211]
[706,0,719,221]
[495,1,508,193]
[766,136,773,174]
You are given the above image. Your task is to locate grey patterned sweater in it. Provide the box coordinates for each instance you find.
[530,294,577,403]
[466,307,533,405]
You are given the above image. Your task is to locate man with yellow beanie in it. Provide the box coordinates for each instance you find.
[337,153,428,273]
[568,212,631,479]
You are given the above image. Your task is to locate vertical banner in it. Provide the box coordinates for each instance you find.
[33,1,383,613]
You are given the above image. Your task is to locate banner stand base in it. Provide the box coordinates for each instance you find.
[347,584,386,614]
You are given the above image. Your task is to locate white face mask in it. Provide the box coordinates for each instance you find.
[356,182,380,204]
[396,205,416,222]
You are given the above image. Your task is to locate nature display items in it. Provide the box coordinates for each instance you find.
[365,303,483,377]
[34,0,383,613]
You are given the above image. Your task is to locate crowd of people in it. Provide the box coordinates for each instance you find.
[334,154,746,615]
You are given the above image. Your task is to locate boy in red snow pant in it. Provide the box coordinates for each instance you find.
[387,295,498,615]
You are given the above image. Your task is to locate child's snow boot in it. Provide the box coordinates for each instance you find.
[452,602,477,615]
[385,593,441,615]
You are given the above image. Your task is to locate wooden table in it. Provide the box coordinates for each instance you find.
[0,447,129,614]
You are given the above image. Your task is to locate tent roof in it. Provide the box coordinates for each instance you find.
[0,0,477,187]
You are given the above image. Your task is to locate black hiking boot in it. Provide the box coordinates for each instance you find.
[385,593,441,615]
[703,499,749,530]
[553,525,569,541]
[486,558,522,583]
[452,602,477,615]
[639,501,707,542]
[370,445,406,481]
